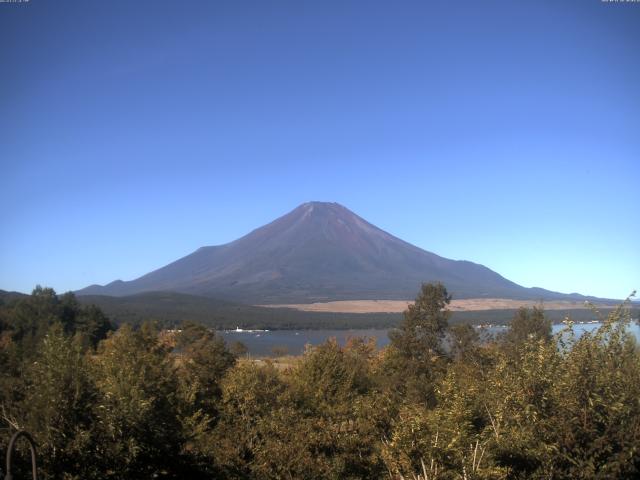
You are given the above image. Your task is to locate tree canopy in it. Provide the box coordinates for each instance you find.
[1,285,639,479]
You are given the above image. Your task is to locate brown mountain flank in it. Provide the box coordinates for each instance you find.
[259,298,615,314]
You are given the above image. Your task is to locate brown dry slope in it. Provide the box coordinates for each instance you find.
[260,298,615,314]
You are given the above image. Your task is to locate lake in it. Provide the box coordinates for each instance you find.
[220,322,640,357]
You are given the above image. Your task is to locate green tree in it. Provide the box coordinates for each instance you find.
[390,282,452,359]
[501,306,552,352]
[91,323,184,478]
[383,282,452,405]
[174,321,236,474]
[20,323,99,479]
[285,338,384,479]
[212,361,287,478]
[292,338,372,415]
[8,286,61,352]
[449,323,481,362]
[1,287,113,356]
[543,302,640,479]
[176,321,236,414]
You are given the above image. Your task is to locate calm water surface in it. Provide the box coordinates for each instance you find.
[220,322,640,356]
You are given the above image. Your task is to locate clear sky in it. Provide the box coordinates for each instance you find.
[1,0,638,300]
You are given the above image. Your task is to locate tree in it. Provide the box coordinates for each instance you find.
[507,305,551,343]
[501,306,552,356]
[8,286,61,352]
[20,323,99,479]
[74,303,114,348]
[383,283,452,405]
[449,323,481,362]
[543,302,640,479]
[91,323,184,478]
[176,321,236,414]
[229,340,248,357]
[211,361,287,478]
[389,282,452,359]
[292,338,372,415]
[0,287,113,356]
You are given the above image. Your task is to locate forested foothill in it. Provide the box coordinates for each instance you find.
[2,289,628,331]
[1,284,639,479]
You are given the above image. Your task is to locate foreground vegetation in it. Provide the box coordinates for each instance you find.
[1,285,639,479]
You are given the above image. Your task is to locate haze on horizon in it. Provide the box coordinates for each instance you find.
[1,0,638,300]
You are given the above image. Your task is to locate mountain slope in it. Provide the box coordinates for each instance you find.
[77,202,587,303]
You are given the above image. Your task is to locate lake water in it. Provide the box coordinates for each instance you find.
[220,322,640,357]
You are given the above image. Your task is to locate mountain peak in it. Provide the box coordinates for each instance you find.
[294,201,349,216]
[300,201,343,207]
[269,201,384,245]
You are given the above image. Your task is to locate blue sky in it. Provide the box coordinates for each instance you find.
[1,0,638,300]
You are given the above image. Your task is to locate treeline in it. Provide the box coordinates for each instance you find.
[1,284,639,479]
[69,291,634,330]
[76,291,402,330]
